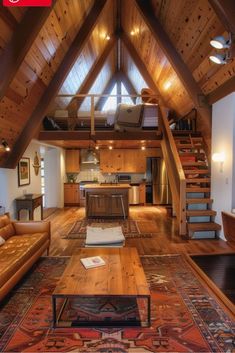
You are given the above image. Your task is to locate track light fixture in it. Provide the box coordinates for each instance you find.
[209,53,227,65]
[1,139,10,152]
[210,35,231,49]
[209,33,234,65]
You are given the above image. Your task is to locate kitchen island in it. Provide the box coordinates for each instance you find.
[84,184,130,219]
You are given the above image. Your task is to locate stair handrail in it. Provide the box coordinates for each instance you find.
[158,104,187,236]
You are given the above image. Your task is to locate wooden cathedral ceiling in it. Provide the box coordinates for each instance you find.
[0,0,234,168]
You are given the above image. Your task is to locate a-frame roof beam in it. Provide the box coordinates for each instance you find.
[68,35,116,114]
[209,0,235,33]
[4,0,107,168]
[135,0,211,126]
[95,74,117,111]
[120,30,164,103]
[0,4,55,100]
[117,70,137,104]
[207,76,235,105]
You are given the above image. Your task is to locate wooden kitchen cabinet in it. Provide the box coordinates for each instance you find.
[100,149,146,173]
[66,149,80,173]
[64,183,80,206]
[139,183,146,204]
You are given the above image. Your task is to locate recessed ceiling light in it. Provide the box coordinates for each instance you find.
[209,53,227,64]
[130,30,135,36]
[106,35,110,41]
[95,146,99,150]
[109,146,113,150]
[141,146,146,150]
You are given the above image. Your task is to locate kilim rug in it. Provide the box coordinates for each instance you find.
[0,256,234,352]
[63,219,158,239]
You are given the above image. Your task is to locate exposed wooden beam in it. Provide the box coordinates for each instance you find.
[0,8,18,30]
[95,74,117,111]
[207,76,235,104]
[120,30,163,101]
[117,70,137,104]
[135,0,212,136]
[38,130,162,141]
[0,4,55,101]
[209,0,235,33]
[68,35,116,115]
[4,0,107,169]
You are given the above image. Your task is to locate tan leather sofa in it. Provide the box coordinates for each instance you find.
[0,214,50,302]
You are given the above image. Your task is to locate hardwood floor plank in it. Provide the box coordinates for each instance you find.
[47,206,235,256]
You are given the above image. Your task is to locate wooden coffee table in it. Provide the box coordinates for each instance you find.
[52,247,151,327]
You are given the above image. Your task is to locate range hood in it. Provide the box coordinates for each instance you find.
[81,149,99,164]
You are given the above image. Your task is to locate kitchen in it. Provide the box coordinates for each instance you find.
[64,147,172,217]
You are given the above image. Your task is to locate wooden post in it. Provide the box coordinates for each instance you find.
[91,95,95,136]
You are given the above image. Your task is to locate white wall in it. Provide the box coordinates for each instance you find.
[211,92,235,239]
[0,141,65,219]
[0,141,42,219]
[44,147,65,208]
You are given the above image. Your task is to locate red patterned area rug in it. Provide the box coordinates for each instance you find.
[0,256,234,352]
[64,219,157,239]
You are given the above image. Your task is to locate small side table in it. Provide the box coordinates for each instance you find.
[15,194,43,220]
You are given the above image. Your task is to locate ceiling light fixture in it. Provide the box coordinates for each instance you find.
[209,53,227,65]
[95,146,99,150]
[109,146,113,150]
[1,139,10,152]
[141,146,146,150]
[106,35,110,41]
[209,33,234,64]
[210,35,231,49]
[163,81,172,90]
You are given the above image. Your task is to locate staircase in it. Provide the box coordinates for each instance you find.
[174,133,221,239]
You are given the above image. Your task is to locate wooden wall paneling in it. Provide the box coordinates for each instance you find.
[120,31,163,101]
[95,73,117,111]
[117,70,137,103]
[3,0,107,169]
[79,48,116,111]
[68,38,116,114]
[0,5,55,100]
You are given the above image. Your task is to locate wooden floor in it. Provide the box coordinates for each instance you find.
[48,206,235,256]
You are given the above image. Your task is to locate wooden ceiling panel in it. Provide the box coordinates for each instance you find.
[0,0,94,163]
[80,47,116,111]
[150,0,224,71]
[121,0,193,116]
[121,46,148,93]
[56,0,116,110]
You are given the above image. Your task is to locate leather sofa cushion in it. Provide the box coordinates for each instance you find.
[0,215,15,240]
[0,232,49,288]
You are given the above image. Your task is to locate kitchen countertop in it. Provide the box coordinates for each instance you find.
[83,183,131,189]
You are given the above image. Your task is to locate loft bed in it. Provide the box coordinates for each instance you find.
[43,103,159,132]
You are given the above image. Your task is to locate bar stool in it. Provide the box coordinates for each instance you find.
[87,194,106,218]
[110,194,126,219]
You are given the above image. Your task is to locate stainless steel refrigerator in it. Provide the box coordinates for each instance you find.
[146,158,172,204]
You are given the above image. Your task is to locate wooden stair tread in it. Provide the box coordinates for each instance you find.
[179,152,205,158]
[187,222,221,231]
[186,210,216,217]
[182,161,207,167]
[176,144,193,149]
[186,187,210,192]
[184,169,210,175]
[186,178,210,183]
[186,198,213,204]
[173,131,201,137]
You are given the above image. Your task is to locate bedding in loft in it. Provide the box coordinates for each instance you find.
[44,103,158,130]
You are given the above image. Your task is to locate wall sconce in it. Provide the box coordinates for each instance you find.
[1,139,10,152]
[212,152,225,172]
[209,33,234,64]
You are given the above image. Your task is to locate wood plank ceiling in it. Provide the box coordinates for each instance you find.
[0,0,234,167]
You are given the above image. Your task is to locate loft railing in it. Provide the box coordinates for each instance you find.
[54,93,158,134]
[158,105,187,236]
